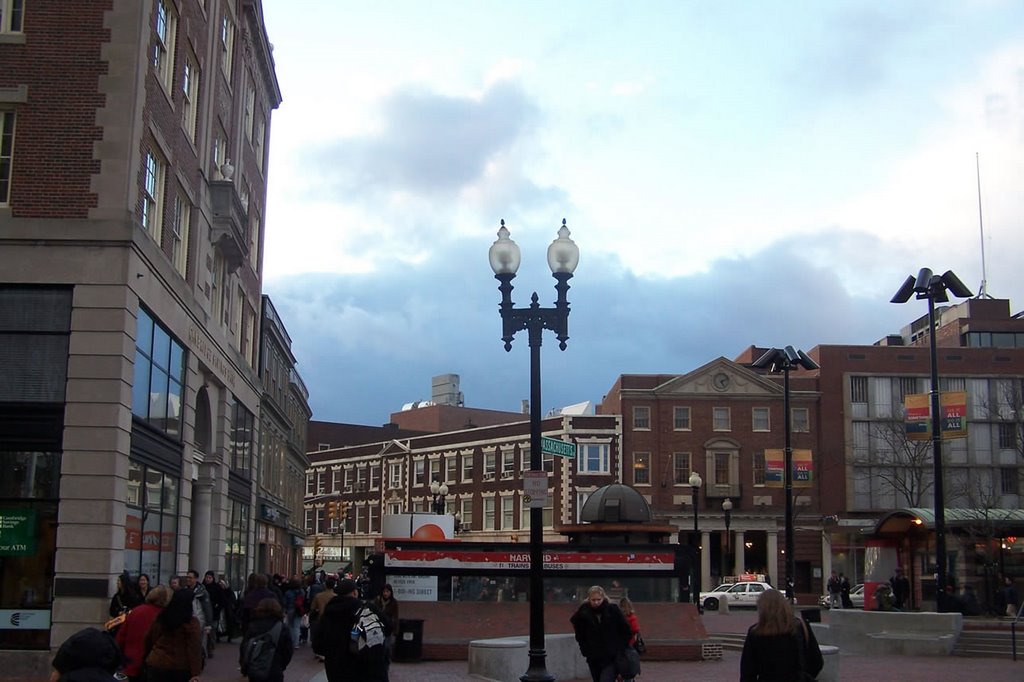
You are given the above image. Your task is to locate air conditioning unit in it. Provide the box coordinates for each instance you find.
[483,473,495,481]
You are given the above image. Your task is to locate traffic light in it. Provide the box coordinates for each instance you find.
[326,500,338,521]
[338,500,348,520]
[312,536,322,561]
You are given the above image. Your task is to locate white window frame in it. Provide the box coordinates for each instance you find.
[713,406,731,431]
[414,459,425,486]
[792,407,810,433]
[461,453,474,482]
[243,71,255,141]
[1,0,25,33]
[171,193,190,276]
[632,405,650,430]
[673,452,691,486]
[429,459,440,483]
[673,406,691,430]
[460,497,473,530]
[752,407,770,432]
[181,52,200,142]
[0,110,14,206]
[633,452,650,485]
[142,150,166,243]
[389,462,402,489]
[501,496,514,530]
[578,442,610,474]
[220,14,235,82]
[484,452,496,478]
[501,449,515,478]
[446,456,457,483]
[483,497,495,530]
[153,0,177,92]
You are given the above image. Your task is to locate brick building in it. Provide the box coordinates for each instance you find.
[600,356,824,599]
[304,414,622,574]
[0,1,300,670]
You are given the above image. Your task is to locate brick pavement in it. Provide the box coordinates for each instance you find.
[145,612,1024,682]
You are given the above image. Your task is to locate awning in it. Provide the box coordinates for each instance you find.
[874,508,1024,534]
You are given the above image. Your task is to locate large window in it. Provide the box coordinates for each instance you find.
[153,0,177,91]
[673,452,691,485]
[502,449,515,478]
[792,408,810,433]
[999,423,1017,450]
[851,376,868,403]
[181,52,200,142]
[713,407,731,431]
[632,406,650,430]
[0,111,13,206]
[578,443,610,474]
[501,497,514,530]
[230,398,254,474]
[460,498,473,530]
[483,498,495,530]
[484,452,496,478]
[753,451,766,485]
[1,0,24,33]
[219,14,235,81]
[171,193,190,277]
[123,461,178,588]
[673,406,691,430]
[142,150,166,242]
[633,452,650,485]
[224,496,249,591]
[714,452,730,485]
[461,453,473,481]
[752,407,770,432]
[132,307,184,437]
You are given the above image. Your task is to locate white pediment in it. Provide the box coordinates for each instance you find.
[653,357,782,397]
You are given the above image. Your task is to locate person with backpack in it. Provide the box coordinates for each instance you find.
[312,578,390,682]
[239,598,293,682]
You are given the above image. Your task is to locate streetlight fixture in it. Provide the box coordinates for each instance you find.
[891,268,972,611]
[489,218,578,682]
[752,345,820,602]
[429,479,449,515]
[722,497,733,576]
[689,470,703,607]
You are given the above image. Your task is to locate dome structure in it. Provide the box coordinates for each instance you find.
[580,483,652,524]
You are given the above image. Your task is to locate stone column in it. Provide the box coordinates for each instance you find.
[767,530,779,586]
[734,530,746,576]
[189,464,215,574]
[701,531,712,593]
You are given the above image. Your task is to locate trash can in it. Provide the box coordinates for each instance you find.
[395,618,424,661]
[801,608,822,623]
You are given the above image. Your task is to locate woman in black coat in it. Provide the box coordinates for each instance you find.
[570,585,632,682]
[740,589,823,682]
[240,598,293,682]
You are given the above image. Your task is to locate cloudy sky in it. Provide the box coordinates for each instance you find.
[259,0,1024,426]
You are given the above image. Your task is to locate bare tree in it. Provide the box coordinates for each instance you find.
[851,416,934,508]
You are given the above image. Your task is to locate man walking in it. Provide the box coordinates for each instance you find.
[827,570,842,609]
[185,569,215,658]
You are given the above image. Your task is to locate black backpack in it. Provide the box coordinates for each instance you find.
[241,621,282,680]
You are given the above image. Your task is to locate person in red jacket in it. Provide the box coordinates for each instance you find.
[116,585,170,682]
[619,597,640,648]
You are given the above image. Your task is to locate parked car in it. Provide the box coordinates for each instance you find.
[818,583,865,609]
[699,581,774,610]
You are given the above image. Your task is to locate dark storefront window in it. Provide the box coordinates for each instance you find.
[123,460,179,586]
[225,497,250,591]
[133,307,185,438]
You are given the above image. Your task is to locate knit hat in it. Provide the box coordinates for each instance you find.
[336,579,358,596]
[52,627,122,675]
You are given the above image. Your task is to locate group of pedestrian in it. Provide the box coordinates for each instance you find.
[311,578,400,682]
[826,569,854,609]
[569,586,643,682]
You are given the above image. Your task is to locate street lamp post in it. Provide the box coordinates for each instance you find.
[752,346,820,602]
[430,479,449,515]
[489,218,579,682]
[690,471,703,607]
[891,268,972,611]
[722,497,733,576]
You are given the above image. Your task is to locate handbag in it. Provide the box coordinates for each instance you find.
[633,632,647,654]
[615,646,641,678]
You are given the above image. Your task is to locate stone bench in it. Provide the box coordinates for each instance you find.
[816,610,962,656]
[468,633,588,682]
[818,644,839,682]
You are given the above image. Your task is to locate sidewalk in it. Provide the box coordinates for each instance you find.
[201,626,1024,682]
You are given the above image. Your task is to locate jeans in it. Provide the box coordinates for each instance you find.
[287,612,302,647]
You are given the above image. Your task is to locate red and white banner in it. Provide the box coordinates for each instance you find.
[385,549,675,572]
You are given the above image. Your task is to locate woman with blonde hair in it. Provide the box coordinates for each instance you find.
[570,585,632,682]
[740,589,823,681]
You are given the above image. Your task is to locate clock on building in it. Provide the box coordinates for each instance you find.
[712,372,730,391]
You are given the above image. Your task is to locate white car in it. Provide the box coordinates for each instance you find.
[699,581,774,610]
[819,583,865,609]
